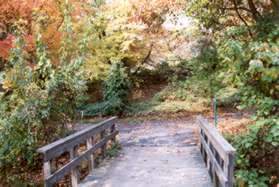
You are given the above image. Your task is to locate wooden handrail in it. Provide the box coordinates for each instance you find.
[37,117,118,187]
[197,116,235,187]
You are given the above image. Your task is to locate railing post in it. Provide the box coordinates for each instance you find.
[111,124,116,143]
[100,130,106,158]
[69,148,78,187]
[224,153,235,187]
[211,147,217,186]
[87,137,95,171]
[43,161,51,187]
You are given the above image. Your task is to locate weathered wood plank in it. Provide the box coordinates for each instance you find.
[45,131,118,186]
[38,117,117,161]
[70,148,78,187]
[43,161,51,187]
[200,136,228,187]
[86,137,94,171]
[197,115,236,187]
[100,130,106,159]
[224,152,235,187]
[197,116,235,161]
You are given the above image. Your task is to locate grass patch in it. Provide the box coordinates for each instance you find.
[127,83,210,116]
[105,141,121,158]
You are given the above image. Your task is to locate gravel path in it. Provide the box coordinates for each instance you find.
[80,118,213,187]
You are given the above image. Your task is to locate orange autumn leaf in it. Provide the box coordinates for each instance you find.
[0,34,15,59]
[0,0,91,62]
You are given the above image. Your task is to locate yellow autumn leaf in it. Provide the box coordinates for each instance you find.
[2,79,13,90]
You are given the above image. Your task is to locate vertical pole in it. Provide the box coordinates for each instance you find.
[213,96,218,127]
[43,161,51,187]
[100,130,106,159]
[225,153,235,187]
[81,110,84,121]
[87,137,95,172]
[111,124,116,143]
[70,148,78,187]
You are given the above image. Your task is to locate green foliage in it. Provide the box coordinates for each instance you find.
[186,0,225,30]
[173,44,223,99]
[228,118,279,186]
[235,169,269,187]
[216,29,279,117]
[83,61,131,116]
[104,62,131,102]
[0,32,87,185]
[190,31,278,186]
[105,141,121,158]
[185,1,279,185]
[127,78,210,116]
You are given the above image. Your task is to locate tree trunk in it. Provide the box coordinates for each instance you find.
[231,0,253,38]
[247,0,262,21]
[271,0,279,22]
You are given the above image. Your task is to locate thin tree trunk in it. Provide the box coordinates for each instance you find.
[231,0,253,38]
[247,0,262,21]
[142,43,153,64]
[271,0,279,15]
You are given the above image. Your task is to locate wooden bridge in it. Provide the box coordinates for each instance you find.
[38,116,235,187]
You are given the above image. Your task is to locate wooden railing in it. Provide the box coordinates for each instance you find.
[197,116,235,187]
[37,117,118,187]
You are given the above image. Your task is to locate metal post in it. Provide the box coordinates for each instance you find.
[213,96,218,127]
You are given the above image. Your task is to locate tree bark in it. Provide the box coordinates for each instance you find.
[231,0,253,38]
[271,0,279,21]
[142,43,153,64]
[247,0,262,21]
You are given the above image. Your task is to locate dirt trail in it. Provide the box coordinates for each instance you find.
[80,117,212,187]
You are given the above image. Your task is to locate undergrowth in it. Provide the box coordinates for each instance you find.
[82,61,131,116]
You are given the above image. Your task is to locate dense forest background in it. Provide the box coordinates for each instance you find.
[0,0,278,186]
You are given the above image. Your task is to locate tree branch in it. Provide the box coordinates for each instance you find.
[271,0,279,14]
[247,0,262,21]
[142,43,153,64]
[231,0,253,38]
[223,6,253,13]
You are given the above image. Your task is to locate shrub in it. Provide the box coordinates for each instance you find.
[83,61,131,116]
[228,117,279,186]
[0,32,87,185]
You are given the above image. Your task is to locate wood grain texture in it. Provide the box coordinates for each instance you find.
[38,117,118,187]
[38,117,117,161]
[197,115,235,187]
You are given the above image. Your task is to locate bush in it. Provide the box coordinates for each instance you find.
[227,117,279,186]
[83,61,131,116]
[0,33,87,185]
[235,169,269,187]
